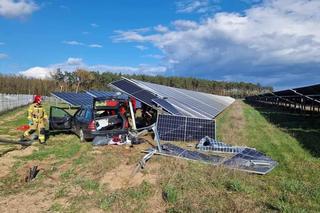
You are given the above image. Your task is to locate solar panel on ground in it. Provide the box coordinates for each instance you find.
[110,79,158,106]
[160,143,224,164]
[151,98,182,115]
[156,114,215,142]
[51,92,93,106]
[222,148,278,175]
[157,144,277,174]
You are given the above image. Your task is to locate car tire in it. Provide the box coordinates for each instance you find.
[79,129,85,142]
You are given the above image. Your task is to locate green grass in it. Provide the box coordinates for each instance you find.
[22,138,81,161]
[0,101,319,212]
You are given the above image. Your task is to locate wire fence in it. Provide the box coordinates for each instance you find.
[0,94,34,113]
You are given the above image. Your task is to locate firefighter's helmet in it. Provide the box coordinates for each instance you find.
[34,95,42,104]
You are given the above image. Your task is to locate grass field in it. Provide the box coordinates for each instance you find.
[0,101,319,212]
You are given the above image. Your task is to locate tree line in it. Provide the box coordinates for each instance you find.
[0,69,272,98]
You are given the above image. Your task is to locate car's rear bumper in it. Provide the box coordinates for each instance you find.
[85,129,128,139]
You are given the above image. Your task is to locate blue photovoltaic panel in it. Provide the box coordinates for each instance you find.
[51,92,93,106]
[132,79,235,119]
[152,98,182,115]
[110,79,158,106]
[86,90,128,99]
[157,114,215,142]
[110,78,235,119]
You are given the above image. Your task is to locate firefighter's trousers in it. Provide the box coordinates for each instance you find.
[24,120,46,143]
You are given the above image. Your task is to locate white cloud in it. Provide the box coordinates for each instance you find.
[63,40,84,46]
[154,25,169,33]
[66,57,83,65]
[113,0,320,88]
[20,67,54,79]
[63,41,103,48]
[89,44,103,48]
[0,53,8,59]
[19,58,166,79]
[88,64,166,75]
[175,0,220,14]
[135,45,148,51]
[143,54,164,59]
[0,0,39,18]
[91,23,99,28]
[60,5,68,9]
[172,20,198,30]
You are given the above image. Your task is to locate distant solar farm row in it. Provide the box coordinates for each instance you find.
[246,84,320,113]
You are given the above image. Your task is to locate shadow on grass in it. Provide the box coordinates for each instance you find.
[245,101,320,158]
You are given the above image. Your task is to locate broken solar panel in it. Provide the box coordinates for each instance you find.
[152,98,182,115]
[157,114,215,142]
[197,136,246,154]
[51,92,93,106]
[160,143,224,164]
[110,79,158,106]
[222,148,277,175]
[154,144,277,174]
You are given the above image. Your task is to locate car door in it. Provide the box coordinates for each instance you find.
[49,106,73,131]
[73,108,87,133]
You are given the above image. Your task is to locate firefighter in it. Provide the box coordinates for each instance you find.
[23,95,48,144]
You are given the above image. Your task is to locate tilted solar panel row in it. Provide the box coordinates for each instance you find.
[119,78,235,119]
[110,79,158,107]
[51,92,93,106]
[151,98,182,116]
[51,90,129,107]
[132,79,228,118]
[86,90,128,99]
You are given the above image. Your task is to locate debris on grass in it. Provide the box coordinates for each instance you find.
[25,165,40,182]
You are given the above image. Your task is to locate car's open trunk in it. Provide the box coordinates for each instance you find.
[93,107,126,131]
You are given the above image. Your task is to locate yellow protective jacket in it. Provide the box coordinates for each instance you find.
[27,103,48,124]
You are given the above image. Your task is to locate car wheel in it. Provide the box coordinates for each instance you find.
[79,129,85,142]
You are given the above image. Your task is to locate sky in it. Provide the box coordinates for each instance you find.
[0,0,319,89]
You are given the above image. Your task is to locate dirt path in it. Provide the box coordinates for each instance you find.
[100,162,160,191]
[0,146,38,178]
[0,189,54,213]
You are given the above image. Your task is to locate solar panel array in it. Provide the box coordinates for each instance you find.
[133,79,235,119]
[51,92,93,106]
[156,114,215,142]
[86,90,128,99]
[51,90,129,107]
[110,78,235,119]
[246,83,320,113]
[151,98,182,115]
[110,79,158,106]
